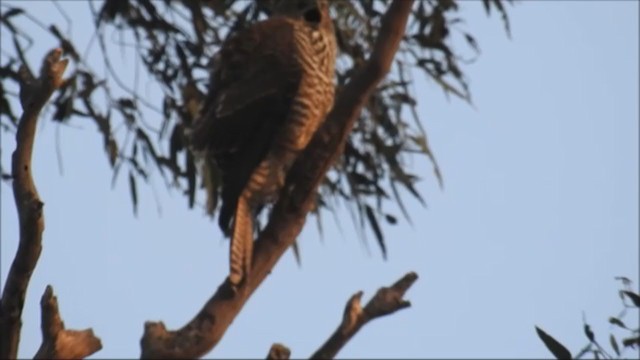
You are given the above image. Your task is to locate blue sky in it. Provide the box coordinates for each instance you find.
[1,1,638,358]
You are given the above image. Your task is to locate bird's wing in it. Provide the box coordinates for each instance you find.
[191,17,301,156]
[190,17,303,233]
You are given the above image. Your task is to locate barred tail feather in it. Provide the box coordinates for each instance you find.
[229,195,253,287]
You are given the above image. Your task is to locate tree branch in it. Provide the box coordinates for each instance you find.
[33,286,102,359]
[139,1,415,358]
[0,48,68,359]
[310,271,418,359]
[266,343,291,360]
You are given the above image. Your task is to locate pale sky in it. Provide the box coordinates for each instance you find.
[1,1,638,359]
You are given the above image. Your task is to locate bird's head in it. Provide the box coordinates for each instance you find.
[268,0,332,28]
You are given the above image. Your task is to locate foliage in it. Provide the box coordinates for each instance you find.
[0,0,511,257]
[536,277,640,360]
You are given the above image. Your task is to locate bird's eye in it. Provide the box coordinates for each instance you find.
[303,8,321,23]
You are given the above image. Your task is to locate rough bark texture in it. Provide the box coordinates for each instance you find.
[34,286,102,359]
[266,343,291,360]
[310,272,419,359]
[0,48,102,359]
[139,1,415,358]
[0,48,67,360]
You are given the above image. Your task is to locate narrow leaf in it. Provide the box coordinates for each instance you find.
[622,291,640,307]
[106,137,118,167]
[385,214,397,225]
[535,326,572,360]
[464,32,480,53]
[291,241,302,267]
[614,276,631,286]
[482,0,491,15]
[202,157,219,217]
[186,151,196,208]
[1,7,24,21]
[608,317,627,329]
[129,171,138,216]
[390,179,412,225]
[169,123,183,164]
[610,334,620,356]
[622,336,640,348]
[573,344,592,359]
[584,324,595,343]
[364,205,387,260]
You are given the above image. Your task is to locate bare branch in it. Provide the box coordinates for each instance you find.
[33,286,102,359]
[310,271,419,359]
[266,343,291,360]
[139,1,415,358]
[0,48,68,360]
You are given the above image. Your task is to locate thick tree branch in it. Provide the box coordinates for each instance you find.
[0,48,68,360]
[310,271,418,359]
[33,286,102,359]
[266,343,291,360]
[139,1,415,358]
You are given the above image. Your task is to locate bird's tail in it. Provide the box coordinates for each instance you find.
[229,194,253,287]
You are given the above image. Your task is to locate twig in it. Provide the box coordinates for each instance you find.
[34,286,102,359]
[139,1,415,358]
[0,48,68,359]
[310,271,418,359]
[266,343,291,360]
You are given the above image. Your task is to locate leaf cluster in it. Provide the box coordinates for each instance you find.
[536,277,640,360]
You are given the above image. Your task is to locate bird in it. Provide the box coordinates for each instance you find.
[190,0,336,288]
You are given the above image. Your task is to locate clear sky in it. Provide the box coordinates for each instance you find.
[1,1,638,359]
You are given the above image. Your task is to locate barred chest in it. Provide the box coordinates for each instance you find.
[294,25,336,114]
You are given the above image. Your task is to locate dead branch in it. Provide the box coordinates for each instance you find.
[310,271,418,359]
[33,286,102,359]
[266,343,291,360]
[139,1,415,358]
[0,48,68,359]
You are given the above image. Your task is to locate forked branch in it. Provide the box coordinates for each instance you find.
[34,286,102,359]
[310,271,419,359]
[140,1,416,358]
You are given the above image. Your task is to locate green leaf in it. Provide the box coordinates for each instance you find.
[291,241,302,267]
[481,0,491,15]
[622,336,640,348]
[106,137,118,168]
[186,151,196,208]
[202,157,220,217]
[535,326,572,360]
[622,291,640,307]
[129,171,138,216]
[389,175,413,225]
[385,214,397,225]
[364,205,387,260]
[463,32,480,53]
[584,324,595,343]
[609,317,627,329]
[169,123,183,165]
[573,344,592,359]
[0,7,24,21]
[614,276,631,286]
[610,334,620,356]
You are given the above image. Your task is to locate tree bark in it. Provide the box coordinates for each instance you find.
[140,1,416,358]
[310,272,418,359]
[266,343,291,360]
[34,286,102,359]
[0,48,68,359]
